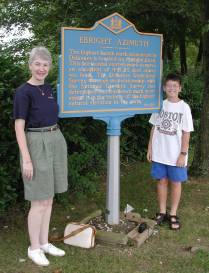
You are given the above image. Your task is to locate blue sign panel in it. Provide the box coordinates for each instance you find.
[58,13,163,133]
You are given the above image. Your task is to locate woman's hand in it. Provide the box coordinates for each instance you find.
[22,161,33,181]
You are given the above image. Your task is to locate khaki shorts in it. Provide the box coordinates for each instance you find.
[21,128,68,201]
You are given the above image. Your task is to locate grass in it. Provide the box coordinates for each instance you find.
[0,162,209,273]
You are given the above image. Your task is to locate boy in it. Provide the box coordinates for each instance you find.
[147,73,193,230]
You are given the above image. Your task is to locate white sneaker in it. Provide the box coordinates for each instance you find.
[28,247,49,266]
[41,243,65,257]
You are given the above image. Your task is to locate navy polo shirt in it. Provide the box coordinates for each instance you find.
[13,82,59,128]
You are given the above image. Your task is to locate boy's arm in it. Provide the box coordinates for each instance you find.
[147,126,155,162]
[176,131,190,167]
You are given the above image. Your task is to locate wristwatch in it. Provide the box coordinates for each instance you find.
[180,151,187,156]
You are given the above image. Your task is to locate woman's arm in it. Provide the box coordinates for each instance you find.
[15,119,33,180]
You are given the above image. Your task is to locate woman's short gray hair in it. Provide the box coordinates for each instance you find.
[28,47,52,67]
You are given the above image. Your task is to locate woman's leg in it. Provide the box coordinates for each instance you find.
[38,198,65,257]
[39,198,53,245]
[157,178,168,213]
[28,199,51,250]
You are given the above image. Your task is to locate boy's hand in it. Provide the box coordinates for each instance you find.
[147,149,152,162]
[176,154,186,167]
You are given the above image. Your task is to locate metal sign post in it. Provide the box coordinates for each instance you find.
[106,135,120,224]
[58,13,163,225]
[99,116,132,224]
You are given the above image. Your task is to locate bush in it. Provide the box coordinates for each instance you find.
[121,115,150,163]
[0,49,26,212]
[60,118,107,196]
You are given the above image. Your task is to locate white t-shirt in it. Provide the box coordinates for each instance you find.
[149,99,194,166]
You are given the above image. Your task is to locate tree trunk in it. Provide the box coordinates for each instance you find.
[179,32,187,74]
[166,43,174,61]
[162,37,175,63]
[191,0,209,176]
[196,37,203,66]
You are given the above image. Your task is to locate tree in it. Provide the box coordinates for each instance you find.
[191,0,209,175]
[120,0,201,74]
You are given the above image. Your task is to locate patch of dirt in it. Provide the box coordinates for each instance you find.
[89,215,138,234]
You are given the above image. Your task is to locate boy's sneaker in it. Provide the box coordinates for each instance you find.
[41,243,65,256]
[28,247,49,266]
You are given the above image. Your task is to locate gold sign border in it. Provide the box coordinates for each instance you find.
[61,107,160,115]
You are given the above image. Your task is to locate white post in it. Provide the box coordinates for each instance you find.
[106,135,120,225]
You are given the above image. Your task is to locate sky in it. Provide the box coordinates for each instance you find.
[0,25,33,46]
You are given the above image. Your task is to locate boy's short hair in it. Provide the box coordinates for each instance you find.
[164,73,182,85]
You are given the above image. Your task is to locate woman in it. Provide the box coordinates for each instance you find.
[13,47,68,266]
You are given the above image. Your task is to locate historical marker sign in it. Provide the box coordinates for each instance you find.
[58,12,163,119]
[58,13,163,224]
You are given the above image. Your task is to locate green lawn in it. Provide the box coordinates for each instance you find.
[0,162,209,273]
